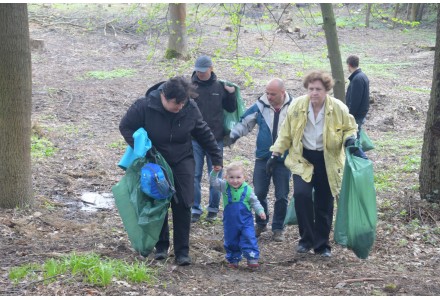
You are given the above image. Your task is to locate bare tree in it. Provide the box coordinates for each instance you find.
[165,3,188,59]
[419,4,440,204]
[0,4,33,208]
[392,4,400,29]
[320,3,345,102]
[406,3,412,21]
[365,4,372,28]
[416,3,425,22]
[411,3,420,22]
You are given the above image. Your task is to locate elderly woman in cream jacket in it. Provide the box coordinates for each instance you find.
[267,71,357,258]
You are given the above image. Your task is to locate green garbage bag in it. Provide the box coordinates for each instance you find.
[112,150,173,257]
[284,190,314,226]
[334,146,377,259]
[284,196,298,226]
[359,128,375,152]
[219,80,245,136]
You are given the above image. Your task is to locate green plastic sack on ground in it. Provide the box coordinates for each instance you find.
[112,150,173,257]
[284,197,297,226]
[334,146,377,259]
[219,80,245,136]
[359,128,375,151]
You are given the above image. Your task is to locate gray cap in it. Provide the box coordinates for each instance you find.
[194,55,212,72]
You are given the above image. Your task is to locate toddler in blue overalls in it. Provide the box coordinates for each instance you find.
[210,161,266,269]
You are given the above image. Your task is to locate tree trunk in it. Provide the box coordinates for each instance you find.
[165,3,188,60]
[365,4,372,28]
[392,3,400,29]
[416,3,425,22]
[419,4,440,204]
[0,4,33,208]
[406,3,412,20]
[320,3,345,103]
[411,3,419,22]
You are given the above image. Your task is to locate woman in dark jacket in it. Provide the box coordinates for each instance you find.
[119,76,222,266]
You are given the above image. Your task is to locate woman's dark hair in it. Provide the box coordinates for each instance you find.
[162,76,198,103]
[303,71,334,92]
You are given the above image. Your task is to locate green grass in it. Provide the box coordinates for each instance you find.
[402,86,431,94]
[109,139,128,151]
[374,169,398,191]
[243,22,277,32]
[31,134,56,158]
[270,51,329,71]
[373,135,422,191]
[363,62,414,78]
[85,68,137,80]
[401,155,421,173]
[9,252,157,287]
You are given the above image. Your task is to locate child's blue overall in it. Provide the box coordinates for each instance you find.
[223,183,260,263]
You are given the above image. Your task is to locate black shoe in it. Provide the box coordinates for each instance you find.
[316,248,332,258]
[191,213,201,223]
[296,244,311,253]
[175,256,192,266]
[206,212,217,222]
[154,250,168,260]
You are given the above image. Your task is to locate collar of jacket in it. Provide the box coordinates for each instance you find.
[348,68,362,81]
[191,71,217,86]
[258,91,292,109]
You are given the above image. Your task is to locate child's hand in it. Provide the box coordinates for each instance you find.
[213,165,222,172]
[259,212,266,220]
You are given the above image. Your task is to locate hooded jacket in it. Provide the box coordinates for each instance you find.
[119,82,222,174]
[191,71,237,141]
[230,92,293,160]
[270,94,357,197]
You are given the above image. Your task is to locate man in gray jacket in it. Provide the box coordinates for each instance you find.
[229,78,293,242]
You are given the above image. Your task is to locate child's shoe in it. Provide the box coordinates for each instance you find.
[247,259,259,269]
[227,262,239,269]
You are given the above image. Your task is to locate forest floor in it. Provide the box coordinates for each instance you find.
[1,3,439,296]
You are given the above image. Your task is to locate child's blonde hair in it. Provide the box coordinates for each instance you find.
[225,161,246,176]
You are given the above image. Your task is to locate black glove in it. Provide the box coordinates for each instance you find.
[344,137,356,148]
[266,155,277,175]
[224,133,239,147]
[345,137,368,160]
[351,147,368,160]
[229,134,239,145]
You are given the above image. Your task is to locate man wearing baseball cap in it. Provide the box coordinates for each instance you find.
[191,55,237,223]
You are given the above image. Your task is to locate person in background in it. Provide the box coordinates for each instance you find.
[119,76,222,266]
[191,55,237,223]
[210,161,266,269]
[228,78,292,242]
[346,55,370,138]
[268,71,358,257]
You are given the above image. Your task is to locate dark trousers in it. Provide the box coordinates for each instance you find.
[155,161,194,258]
[293,149,334,253]
[253,158,291,232]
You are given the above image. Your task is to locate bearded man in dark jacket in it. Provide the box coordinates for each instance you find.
[190,55,237,223]
[119,76,222,266]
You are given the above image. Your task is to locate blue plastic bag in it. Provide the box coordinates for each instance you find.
[141,163,175,200]
[118,128,152,170]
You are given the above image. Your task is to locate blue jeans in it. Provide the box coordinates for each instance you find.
[253,158,291,232]
[191,140,223,215]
